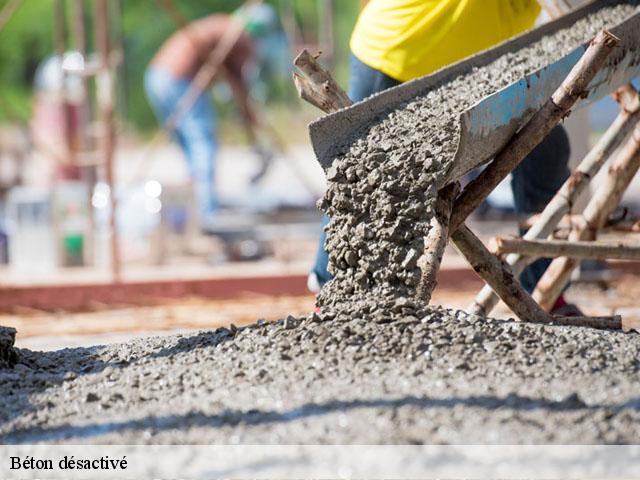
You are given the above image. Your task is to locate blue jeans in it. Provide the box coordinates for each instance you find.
[513,125,570,292]
[311,54,570,294]
[144,66,219,223]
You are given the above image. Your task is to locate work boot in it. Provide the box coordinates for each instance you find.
[550,295,584,317]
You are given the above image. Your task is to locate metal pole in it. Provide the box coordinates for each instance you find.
[94,0,121,282]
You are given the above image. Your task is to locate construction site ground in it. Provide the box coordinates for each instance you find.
[2,143,640,443]
[2,269,640,444]
[3,214,640,351]
[4,266,639,351]
[2,213,640,445]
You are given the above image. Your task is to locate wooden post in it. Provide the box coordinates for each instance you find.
[95,0,120,282]
[72,0,97,268]
[450,225,554,324]
[449,30,619,233]
[533,123,640,310]
[293,49,352,113]
[419,182,459,303]
[491,236,640,261]
[451,225,620,328]
[54,0,66,58]
[471,84,640,316]
[72,0,91,152]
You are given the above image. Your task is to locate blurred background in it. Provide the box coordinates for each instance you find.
[0,0,638,349]
[0,0,362,278]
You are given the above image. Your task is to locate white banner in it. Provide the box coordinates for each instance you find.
[1,444,639,479]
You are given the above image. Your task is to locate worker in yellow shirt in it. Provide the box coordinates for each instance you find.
[309,0,579,315]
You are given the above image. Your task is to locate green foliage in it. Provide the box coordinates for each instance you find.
[0,0,55,122]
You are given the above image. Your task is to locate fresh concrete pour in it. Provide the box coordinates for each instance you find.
[2,2,640,444]
[318,2,639,312]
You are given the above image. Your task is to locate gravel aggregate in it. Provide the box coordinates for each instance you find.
[1,305,640,444]
[2,2,640,445]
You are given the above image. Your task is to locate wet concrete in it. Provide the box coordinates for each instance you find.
[2,3,640,444]
[0,327,17,369]
[1,307,640,443]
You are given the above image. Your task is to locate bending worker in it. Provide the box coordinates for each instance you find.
[144,5,277,227]
[309,0,579,315]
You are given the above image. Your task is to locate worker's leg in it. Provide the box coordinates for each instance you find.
[175,95,219,223]
[144,66,219,223]
[511,125,571,293]
[311,215,332,287]
[346,54,402,101]
[310,54,401,288]
[144,66,178,127]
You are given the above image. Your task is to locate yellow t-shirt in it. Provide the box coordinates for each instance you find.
[350,0,541,82]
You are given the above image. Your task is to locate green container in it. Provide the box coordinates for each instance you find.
[63,233,84,267]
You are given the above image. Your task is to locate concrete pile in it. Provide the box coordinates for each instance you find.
[1,2,640,445]
[0,326,17,369]
[2,307,640,443]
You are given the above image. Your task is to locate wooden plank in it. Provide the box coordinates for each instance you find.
[491,237,640,261]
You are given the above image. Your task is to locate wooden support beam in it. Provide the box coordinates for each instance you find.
[470,83,640,317]
[450,225,619,329]
[516,211,639,232]
[54,0,78,176]
[449,30,619,233]
[491,237,640,261]
[553,315,622,330]
[518,213,572,232]
[534,122,640,310]
[293,49,352,114]
[450,225,553,324]
[419,182,459,303]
